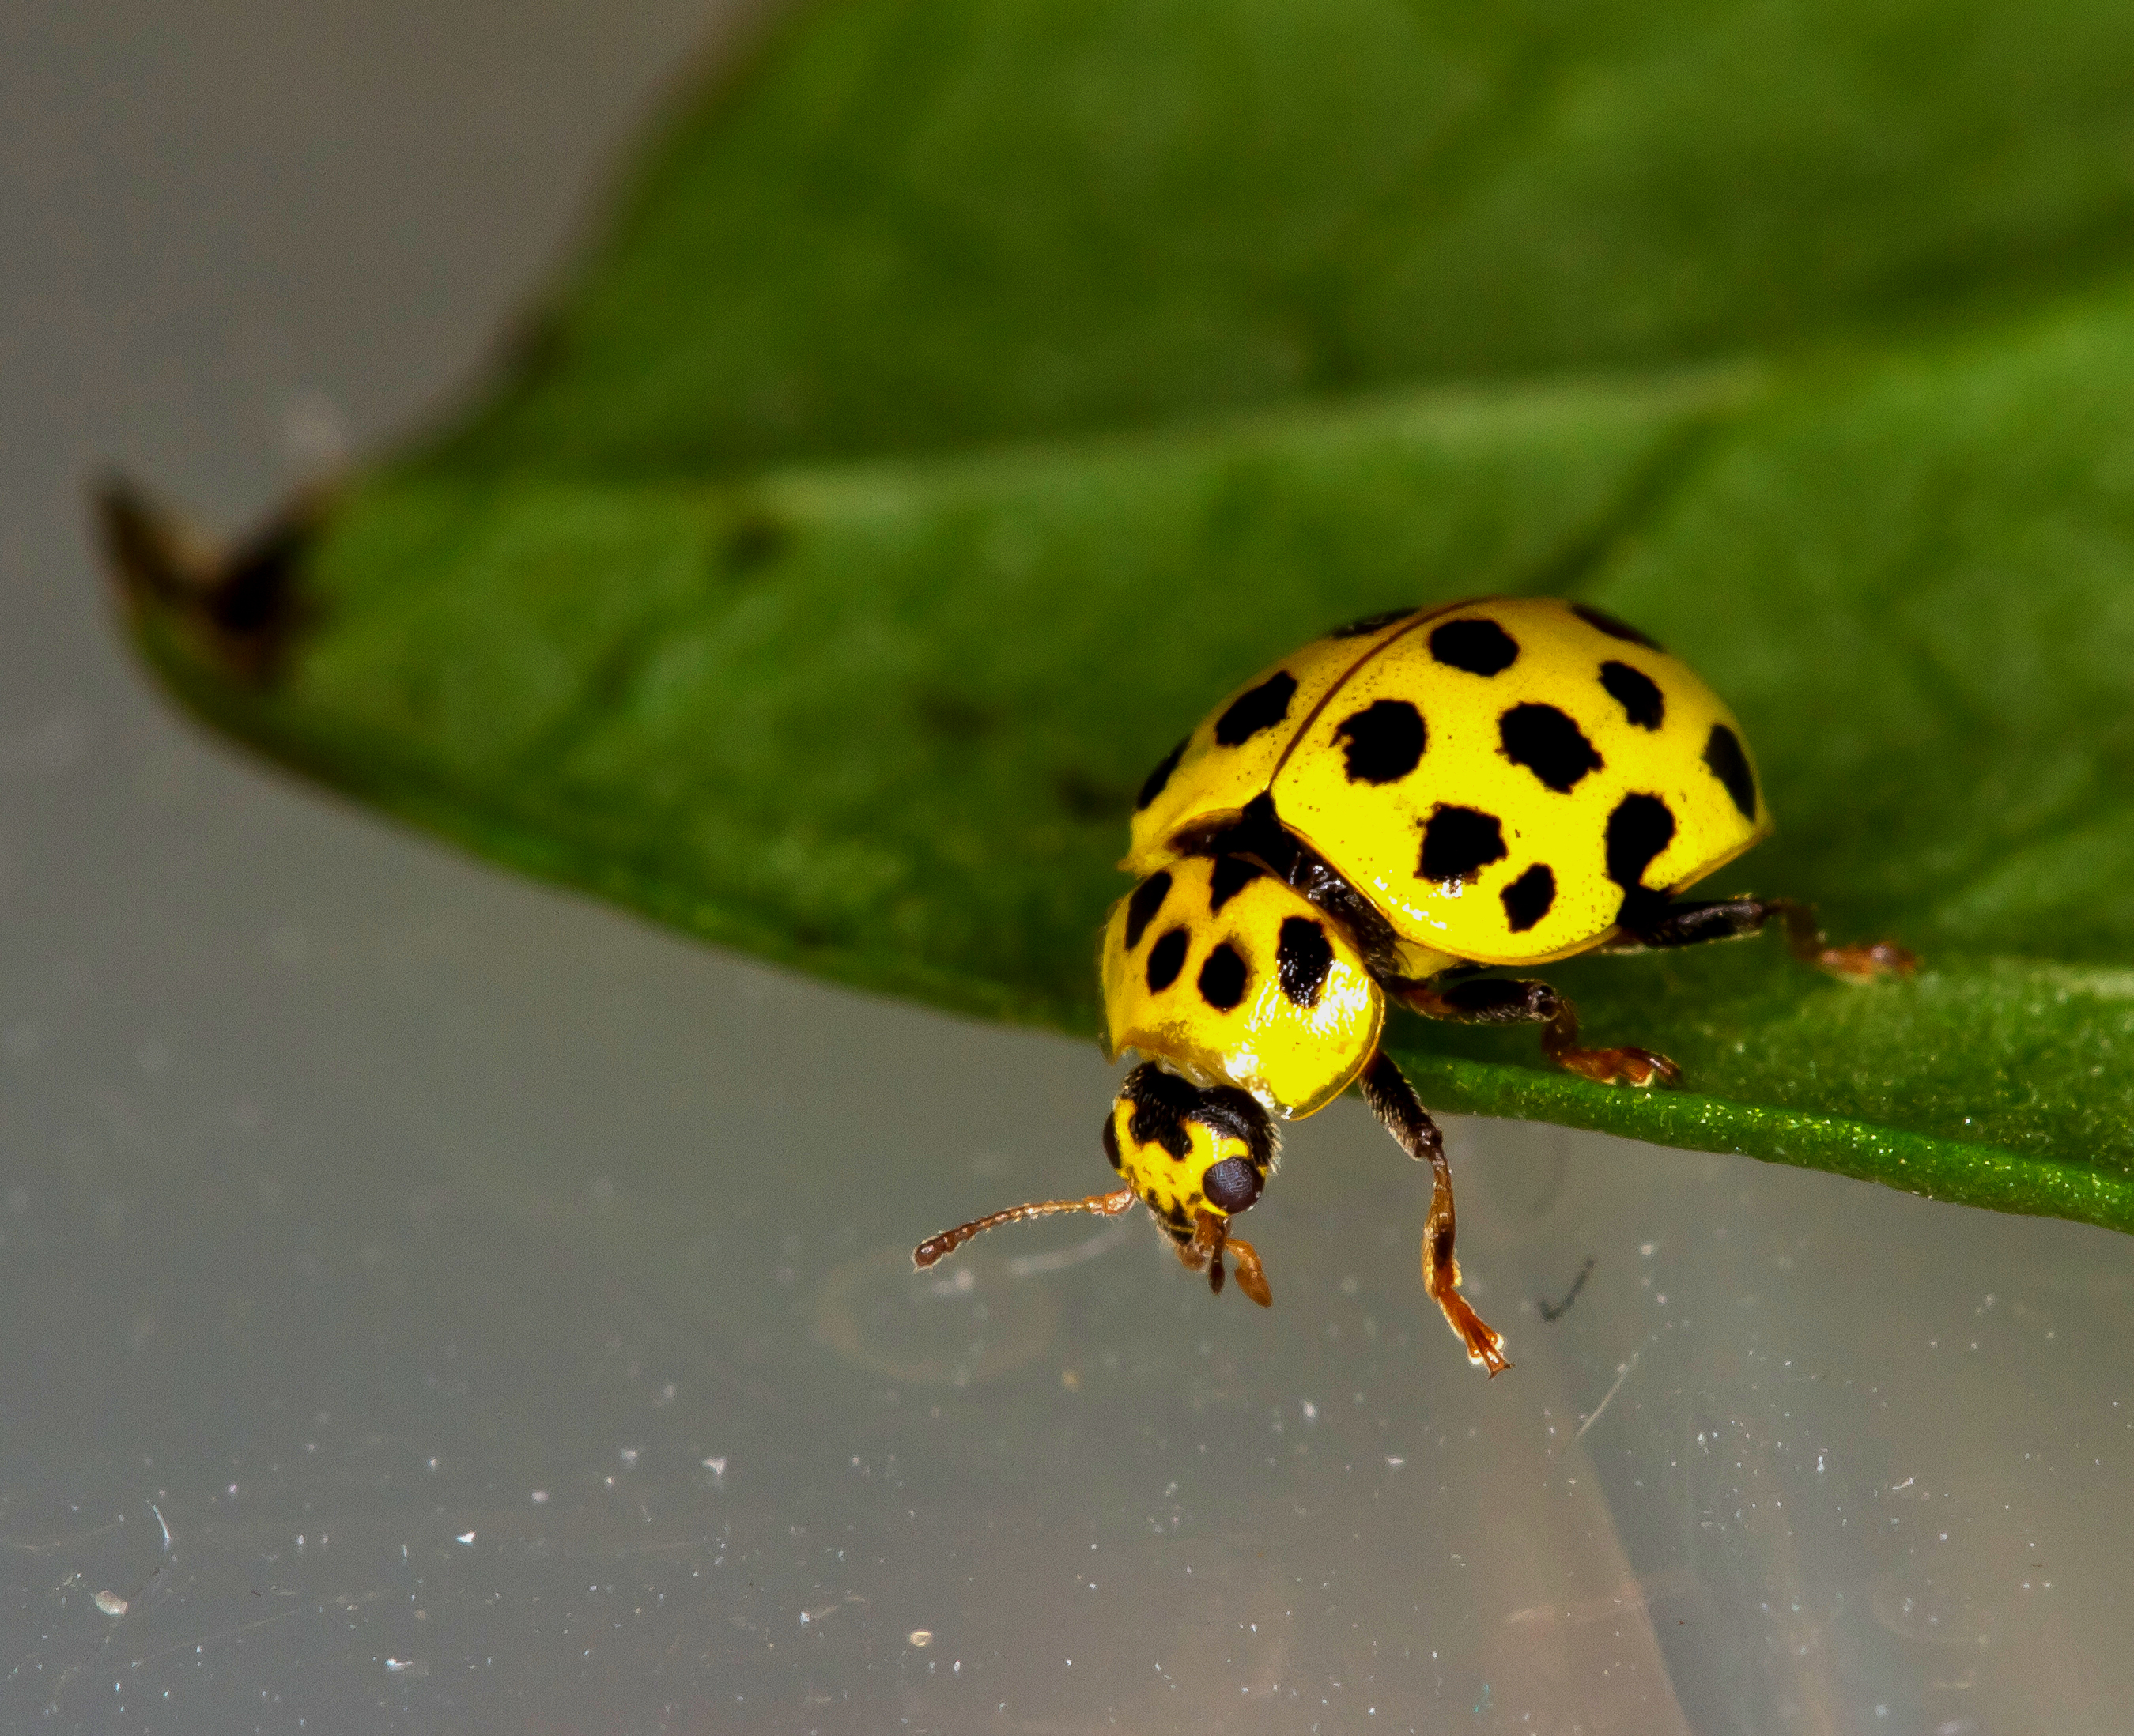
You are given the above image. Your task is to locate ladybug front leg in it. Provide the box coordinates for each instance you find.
[1358,1051,1509,1375]
[1396,976,1680,1089]
[1605,895,1916,983]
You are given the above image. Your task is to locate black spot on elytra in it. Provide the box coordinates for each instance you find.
[1214,670,1298,747]
[1146,928,1189,993]
[1124,872,1172,950]
[1419,806,1508,883]
[1704,723,1758,820]
[1135,736,1188,811]
[1101,1112,1124,1171]
[1330,606,1417,639]
[1605,794,1677,891]
[1207,855,1263,914]
[1599,660,1664,730]
[1334,699,1426,784]
[1430,617,1520,676]
[1203,1156,1263,1213]
[1499,703,1603,792]
[1572,602,1664,650]
[1198,942,1249,1012]
[1276,917,1335,1008]
[1500,864,1557,932]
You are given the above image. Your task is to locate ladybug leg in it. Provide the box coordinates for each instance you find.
[1607,896,1917,984]
[1397,976,1680,1089]
[1358,1052,1509,1376]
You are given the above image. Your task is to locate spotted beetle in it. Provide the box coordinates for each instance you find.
[915,597,1912,1372]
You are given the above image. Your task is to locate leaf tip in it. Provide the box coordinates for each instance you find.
[92,471,328,688]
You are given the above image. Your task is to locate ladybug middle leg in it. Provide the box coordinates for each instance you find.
[1605,895,1916,984]
[1394,974,1681,1089]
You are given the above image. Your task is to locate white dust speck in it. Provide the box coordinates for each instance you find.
[908,1629,933,1647]
[93,1591,127,1617]
[456,1531,476,1545]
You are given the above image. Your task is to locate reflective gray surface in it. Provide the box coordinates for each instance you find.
[4,5,2132,1730]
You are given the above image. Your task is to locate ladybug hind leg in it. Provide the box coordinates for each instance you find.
[1606,894,1917,984]
[1397,975,1680,1089]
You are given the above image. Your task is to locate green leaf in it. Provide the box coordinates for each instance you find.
[109,0,2134,1235]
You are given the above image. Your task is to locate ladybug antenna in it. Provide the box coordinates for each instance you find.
[912,1187,1138,1271]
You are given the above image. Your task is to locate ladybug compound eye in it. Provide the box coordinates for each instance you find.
[1203,1155,1263,1214]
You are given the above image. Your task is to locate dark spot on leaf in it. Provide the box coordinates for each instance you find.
[723,510,789,574]
[1146,927,1189,992]
[1054,768,1131,821]
[916,691,999,738]
[1276,917,1335,1006]
[1335,699,1426,784]
[1429,617,1519,675]
[1124,872,1172,950]
[1499,702,1603,792]
[1198,942,1248,1011]
[1705,723,1758,820]
[496,304,567,379]
[1606,794,1677,891]
[1136,736,1188,810]
[1214,670,1298,747]
[1419,806,1507,883]
[1203,1156,1263,1213]
[1501,864,1557,932]
[1207,855,1263,914]
[1572,602,1664,650]
[1599,660,1664,730]
[1329,606,1417,639]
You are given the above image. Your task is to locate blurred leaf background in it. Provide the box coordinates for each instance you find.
[119,0,2134,1230]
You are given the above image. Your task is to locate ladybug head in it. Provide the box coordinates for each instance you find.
[911,1061,1280,1304]
[1100,1061,1275,1251]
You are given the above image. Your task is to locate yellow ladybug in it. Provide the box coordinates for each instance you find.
[915,598,1911,1373]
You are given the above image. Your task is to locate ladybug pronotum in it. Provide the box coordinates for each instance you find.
[915,597,1912,1373]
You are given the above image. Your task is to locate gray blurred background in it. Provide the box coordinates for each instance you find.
[3,4,2132,1730]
